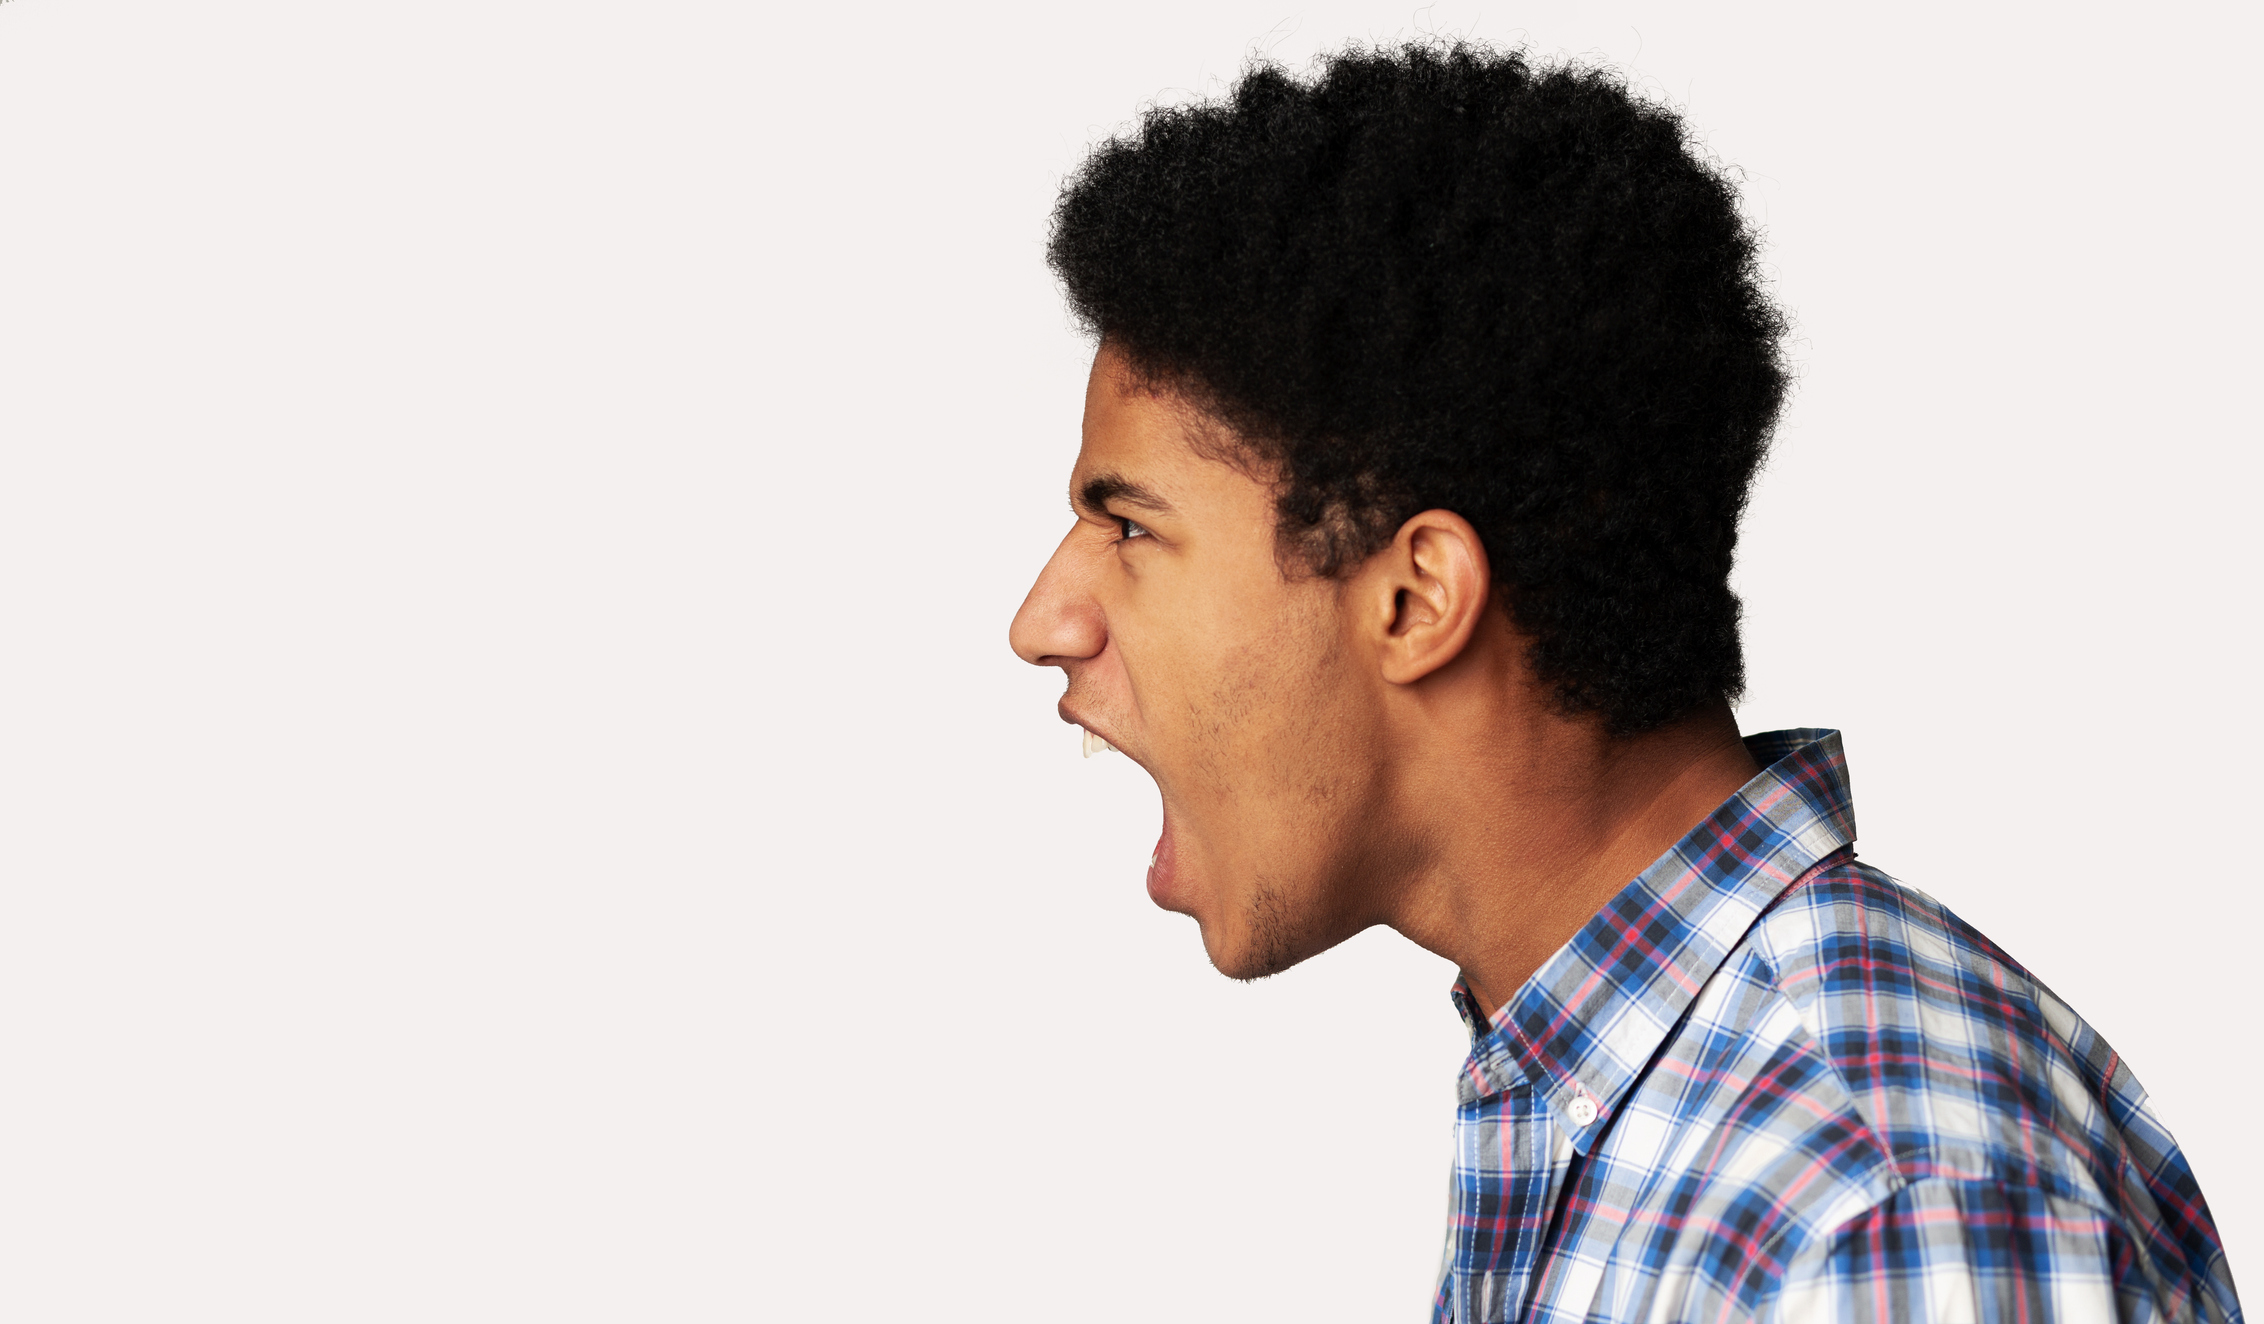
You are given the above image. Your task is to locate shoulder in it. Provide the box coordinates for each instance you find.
[1729,860,2234,1320]
[1587,856,2234,1324]
[1748,860,2137,1199]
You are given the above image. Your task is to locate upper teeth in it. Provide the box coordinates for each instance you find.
[1081,728,1120,758]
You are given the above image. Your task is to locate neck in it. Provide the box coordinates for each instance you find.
[1375,612,1760,1021]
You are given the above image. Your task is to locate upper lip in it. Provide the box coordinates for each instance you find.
[1058,703,1128,758]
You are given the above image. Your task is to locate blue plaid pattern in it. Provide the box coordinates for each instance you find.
[1433,729,2240,1324]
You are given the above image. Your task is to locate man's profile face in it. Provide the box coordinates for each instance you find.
[1010,345,1394,979]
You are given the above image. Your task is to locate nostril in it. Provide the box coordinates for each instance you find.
[1011,531,1109,664]
[1011,600,1107,667]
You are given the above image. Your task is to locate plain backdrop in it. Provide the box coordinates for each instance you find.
[0,1,2255,1319]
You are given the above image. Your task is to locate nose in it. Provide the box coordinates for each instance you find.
[1010,526,1107,667]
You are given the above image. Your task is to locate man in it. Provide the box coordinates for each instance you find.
[1008,42,2238,1324]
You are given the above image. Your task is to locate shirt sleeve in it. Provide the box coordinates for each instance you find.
[1764,1177,2134,1324]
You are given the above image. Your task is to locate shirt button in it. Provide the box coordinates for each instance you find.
[1566,1094,1598,1127]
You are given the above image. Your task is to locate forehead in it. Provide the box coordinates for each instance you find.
[1077,355,1191,467]
[1071,352,1263,508]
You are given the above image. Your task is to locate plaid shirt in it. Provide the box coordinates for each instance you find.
[1434,729,2240,1324]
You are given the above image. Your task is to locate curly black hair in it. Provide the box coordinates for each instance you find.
[1047,42,1788,734]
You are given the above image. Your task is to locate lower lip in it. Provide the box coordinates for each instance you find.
[1145,814,1179,907]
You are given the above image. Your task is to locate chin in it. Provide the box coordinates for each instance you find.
[1197,909,1306,983]
[1205,942,1283,983]
[1209,945,1306,984]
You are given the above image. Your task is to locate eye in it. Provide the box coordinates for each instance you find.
[1118,516,1151,540]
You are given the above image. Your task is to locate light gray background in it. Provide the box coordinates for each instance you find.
[0,1,2254,1319]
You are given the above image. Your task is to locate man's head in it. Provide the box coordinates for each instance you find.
[1010,43,1787,979]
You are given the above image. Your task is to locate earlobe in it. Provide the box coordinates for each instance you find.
[1375,510,1490,686]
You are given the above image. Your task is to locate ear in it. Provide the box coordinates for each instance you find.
[1354,510,1494,686]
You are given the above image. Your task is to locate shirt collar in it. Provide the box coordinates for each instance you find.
[1451,728,1857,1151]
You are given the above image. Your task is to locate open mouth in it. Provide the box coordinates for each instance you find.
[1069,720,1180,909]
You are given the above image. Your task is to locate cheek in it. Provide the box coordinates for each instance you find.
[1120,567,1363,806]
[1111,574,1268,737]
[1192,605,1363,801]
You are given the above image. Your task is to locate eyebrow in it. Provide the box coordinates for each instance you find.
[1075,473,1176,518]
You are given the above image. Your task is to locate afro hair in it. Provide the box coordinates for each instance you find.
[1048,42,1789,734]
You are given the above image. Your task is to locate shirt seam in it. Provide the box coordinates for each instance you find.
[1747,1170,2141,1324]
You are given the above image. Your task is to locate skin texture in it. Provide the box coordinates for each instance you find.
[1010,346,1763,1014]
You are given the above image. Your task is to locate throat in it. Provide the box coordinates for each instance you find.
[1395,702,1761,1021]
